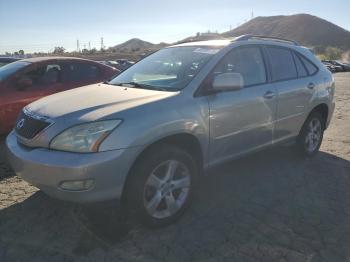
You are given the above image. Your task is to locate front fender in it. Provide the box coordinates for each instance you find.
[99,96,210,161]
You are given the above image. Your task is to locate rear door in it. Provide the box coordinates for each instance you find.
[207,45,277,165]
[60,62,105,91]
[264,46,317,142]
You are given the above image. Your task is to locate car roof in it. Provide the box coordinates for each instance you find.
[20,56,99,64]
[170,35,302,49]
[170,40,232,48]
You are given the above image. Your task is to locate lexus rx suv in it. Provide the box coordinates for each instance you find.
[6,35,335,227]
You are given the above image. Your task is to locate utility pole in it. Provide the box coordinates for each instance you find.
[88,41,91,50]
[251,10,254,20]
[77,39,80,53]
[100,37,104,51]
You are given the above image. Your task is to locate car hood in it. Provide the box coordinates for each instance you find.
[26,83,177,121]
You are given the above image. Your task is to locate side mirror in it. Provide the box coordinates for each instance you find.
[16,77,32,90]
[212,73,243,92]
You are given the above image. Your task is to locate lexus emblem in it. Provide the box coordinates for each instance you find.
[17,119,25,129]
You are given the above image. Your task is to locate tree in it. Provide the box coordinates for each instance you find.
[81,48,89,54]
[18,50,24,55]
[53,46,65,54]
[325,47,342,60]
[313,46,326,54]
[317,54,327,61]
[89,48,97,54]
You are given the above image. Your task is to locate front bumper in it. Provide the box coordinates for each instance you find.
[6,131,140,203]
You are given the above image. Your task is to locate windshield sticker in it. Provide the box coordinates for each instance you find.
[193,48,220,54]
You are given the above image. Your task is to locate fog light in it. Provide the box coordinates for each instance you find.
[59,179,94,191]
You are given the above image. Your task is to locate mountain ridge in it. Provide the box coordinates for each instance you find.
[112,14,350,52]
[222,14,350,49]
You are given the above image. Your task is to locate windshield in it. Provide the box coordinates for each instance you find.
[0,61,30,81]
[109,46,221,91]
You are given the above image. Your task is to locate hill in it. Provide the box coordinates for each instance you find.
[222,14,350,50]
[110,14,350,57]
[112,38,168,52]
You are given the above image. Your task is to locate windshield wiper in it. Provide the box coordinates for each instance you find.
[115,82,168,91]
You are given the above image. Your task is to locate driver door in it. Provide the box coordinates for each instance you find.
[0,62,63,133]
[207,46,277,165]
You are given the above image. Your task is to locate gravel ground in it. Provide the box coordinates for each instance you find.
[0,73,350,262]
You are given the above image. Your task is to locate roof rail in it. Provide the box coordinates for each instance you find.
[234,35,299,46]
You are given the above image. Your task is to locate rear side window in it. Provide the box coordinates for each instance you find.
[64,63,100,82]
[214,46,267,87]
[266,47,297,82]
[299,55,318,75]
[292,52,308,77]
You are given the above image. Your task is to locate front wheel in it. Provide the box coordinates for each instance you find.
[127,145,197,227]
[295,111,325,157]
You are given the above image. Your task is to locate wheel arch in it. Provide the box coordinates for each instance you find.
[309,103,329,128]
[120,133,204,206]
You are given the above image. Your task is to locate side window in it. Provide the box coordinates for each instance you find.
[64,63,101,82]
[292,52,308,77]
[266,47,297,82]
[299,55,318,75]
[214,46,267,87]
[21,64,61,86]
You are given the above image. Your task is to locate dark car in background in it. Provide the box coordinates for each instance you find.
[98,59,135,71]
[98,60,120,70]
[116,59,135,70]
[322,61,337,73]
[0,57,119,134]
[0,57,21,67]
[323,60,350,72]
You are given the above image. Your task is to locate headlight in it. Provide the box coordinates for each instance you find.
[50,120,122,153]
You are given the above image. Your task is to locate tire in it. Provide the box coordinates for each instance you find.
[295,111,325,157]
[127,144,198,228]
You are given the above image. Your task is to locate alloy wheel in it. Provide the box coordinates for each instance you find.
[305,118,322,153]
[143,160,191,219]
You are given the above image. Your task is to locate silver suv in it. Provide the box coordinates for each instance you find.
[6,35,335,227]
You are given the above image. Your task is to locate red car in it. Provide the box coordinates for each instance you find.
[0,57,119,135]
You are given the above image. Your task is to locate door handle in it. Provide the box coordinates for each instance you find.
[307,83,315,89]
[263,91,276,99]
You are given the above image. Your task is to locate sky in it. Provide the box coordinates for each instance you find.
[0,0,350,54]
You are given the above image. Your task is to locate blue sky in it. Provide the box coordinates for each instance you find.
[0,0,349,53]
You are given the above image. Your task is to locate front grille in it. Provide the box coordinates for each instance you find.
[15,110,51,139]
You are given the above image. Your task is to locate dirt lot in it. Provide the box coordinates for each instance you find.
[1,73,350,262]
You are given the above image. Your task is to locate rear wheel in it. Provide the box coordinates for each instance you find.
[295,111,325,157]
[127,145,197,227]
